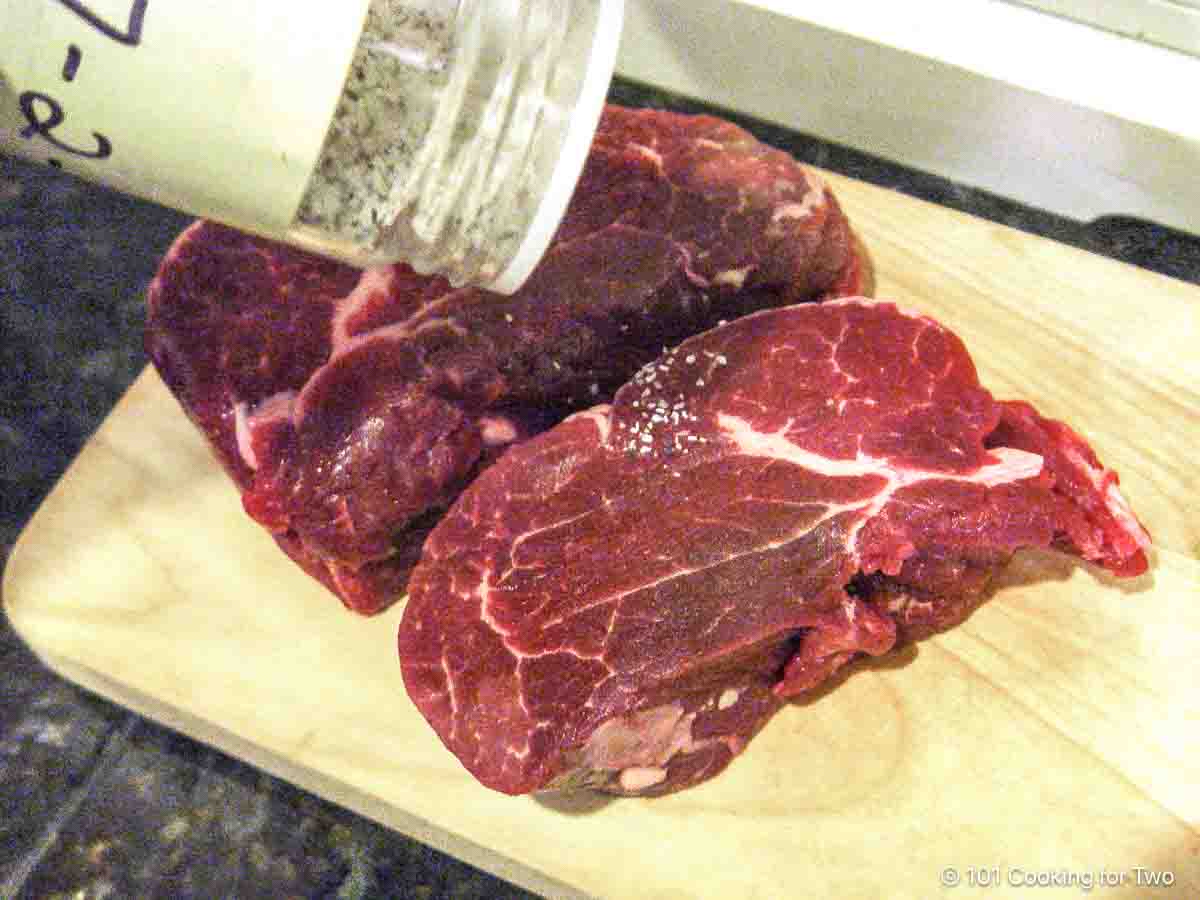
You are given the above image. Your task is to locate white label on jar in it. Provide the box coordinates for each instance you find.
[0,0,371,233]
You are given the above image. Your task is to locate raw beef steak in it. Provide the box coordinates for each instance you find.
[398,298,1151,797]
[145,104,870,614]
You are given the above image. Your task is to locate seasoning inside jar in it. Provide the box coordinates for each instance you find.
[289,0,625,292]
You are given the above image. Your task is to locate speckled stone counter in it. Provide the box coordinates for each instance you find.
[2,80,1198,899]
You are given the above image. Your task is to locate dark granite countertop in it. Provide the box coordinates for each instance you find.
[3,80,1198,899]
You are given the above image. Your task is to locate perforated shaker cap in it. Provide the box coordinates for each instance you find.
[487,0,625,295]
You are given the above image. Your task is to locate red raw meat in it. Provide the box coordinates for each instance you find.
[145,105,870,613]
[398,298,1150,796]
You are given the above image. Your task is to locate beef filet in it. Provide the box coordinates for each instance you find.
[397,298,1151,797]
[145,105,870,614]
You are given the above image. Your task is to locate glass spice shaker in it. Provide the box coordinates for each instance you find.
[0,0,625,293]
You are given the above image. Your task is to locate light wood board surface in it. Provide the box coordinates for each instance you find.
[6,170,1199,898]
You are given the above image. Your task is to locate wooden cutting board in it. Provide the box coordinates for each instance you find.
[6,171,1199,898]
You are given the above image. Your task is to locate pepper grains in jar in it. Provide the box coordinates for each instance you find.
[290,0,626,292]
